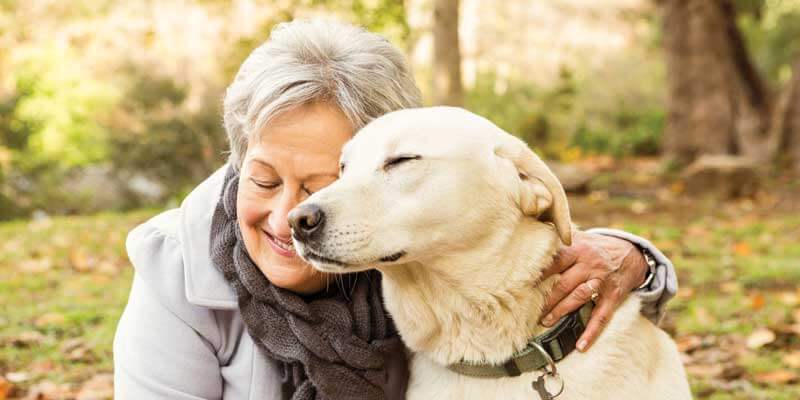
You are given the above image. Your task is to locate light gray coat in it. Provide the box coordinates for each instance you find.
[113,166,678,399]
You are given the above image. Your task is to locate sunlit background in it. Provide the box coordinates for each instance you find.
[0,0,798,399]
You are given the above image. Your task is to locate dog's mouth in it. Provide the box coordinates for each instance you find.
[299,247,407,272]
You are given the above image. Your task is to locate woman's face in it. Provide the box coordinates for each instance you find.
[237,102,353,294]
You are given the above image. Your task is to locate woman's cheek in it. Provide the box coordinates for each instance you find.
[237,189,270,228]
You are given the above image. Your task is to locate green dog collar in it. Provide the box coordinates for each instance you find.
[447,302,593,378]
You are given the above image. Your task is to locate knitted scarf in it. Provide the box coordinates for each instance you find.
[209,167,408,400]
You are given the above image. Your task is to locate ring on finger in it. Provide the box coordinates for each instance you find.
[587,281,599,302]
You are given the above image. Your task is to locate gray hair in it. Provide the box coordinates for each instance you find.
[223,19,423,170]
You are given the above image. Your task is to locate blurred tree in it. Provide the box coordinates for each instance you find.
[432,0,463,106]
[660,0,800,171]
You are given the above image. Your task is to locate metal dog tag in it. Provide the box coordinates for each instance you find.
[532,373,564,400]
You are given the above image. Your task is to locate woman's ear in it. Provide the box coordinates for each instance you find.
[494,134,572,245]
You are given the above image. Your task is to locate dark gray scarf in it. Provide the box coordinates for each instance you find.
[209,166,408,400]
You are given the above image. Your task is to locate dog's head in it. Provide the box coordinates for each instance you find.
[289,106,571,273]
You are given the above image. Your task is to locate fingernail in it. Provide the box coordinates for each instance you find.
[577,339,588,351]
[542,314,555,326]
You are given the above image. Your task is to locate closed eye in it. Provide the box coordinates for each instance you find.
[384,155,421,170]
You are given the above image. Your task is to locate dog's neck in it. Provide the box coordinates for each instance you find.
[379,220,561,366]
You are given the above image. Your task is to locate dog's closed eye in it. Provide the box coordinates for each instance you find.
[384,155,421,170]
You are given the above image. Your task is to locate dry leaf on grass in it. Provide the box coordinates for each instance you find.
[3,331,45,348]
[76,373,113,400]
[68,248,94,273]
[18,258,53,273]
[748,292,765,310]
[732,241,752,256]
[4,372,29,383]
[778,291,799,306]
[677,287,695,299]
[676,335,703,353]
[24,381,73,400]
[783,351,800,368]
[60,338,94,362]
[753,370,799,385]
[719,281,741,294]
[746,328,776,349]
[35,313,66,328]
[0,376,12,400]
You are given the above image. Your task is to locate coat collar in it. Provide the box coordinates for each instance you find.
[179,164,239,309]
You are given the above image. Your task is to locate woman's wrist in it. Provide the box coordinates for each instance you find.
[635,248,657,290]
[622,244,650,290]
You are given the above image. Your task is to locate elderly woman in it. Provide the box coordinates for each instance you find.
[113,20,677,400]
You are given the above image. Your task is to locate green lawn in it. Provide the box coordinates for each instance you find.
[0,192,798,399]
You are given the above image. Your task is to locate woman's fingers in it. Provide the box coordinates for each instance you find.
[576,294,619,352]
[540,245,580,278]
[541,276,602,327]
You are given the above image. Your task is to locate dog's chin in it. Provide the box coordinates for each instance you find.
[295,243,406,274]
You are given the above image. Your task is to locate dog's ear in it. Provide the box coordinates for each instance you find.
[494,134,572,245]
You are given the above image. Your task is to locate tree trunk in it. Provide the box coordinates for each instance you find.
[772,58,800,172]
[660,0,781,165]
[432,0,463,106]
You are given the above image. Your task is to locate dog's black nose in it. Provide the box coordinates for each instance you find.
[288,204,325,242]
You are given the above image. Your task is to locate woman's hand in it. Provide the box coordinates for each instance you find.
[539,230,649,352]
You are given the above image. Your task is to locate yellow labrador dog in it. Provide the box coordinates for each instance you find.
[289,107,691,399]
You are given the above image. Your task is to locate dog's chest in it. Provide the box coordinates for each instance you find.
[406,351,604,400]
[404,298,671,400]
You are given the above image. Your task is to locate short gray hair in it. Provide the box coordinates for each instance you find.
[223,19,423,170]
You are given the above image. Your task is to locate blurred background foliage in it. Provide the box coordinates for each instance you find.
[0,0,798,220]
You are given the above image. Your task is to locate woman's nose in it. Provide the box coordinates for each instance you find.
[268,189,301,240]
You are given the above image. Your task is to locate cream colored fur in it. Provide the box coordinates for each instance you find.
[293,107,691,399]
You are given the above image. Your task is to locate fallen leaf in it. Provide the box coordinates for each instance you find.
[96,260,118,276]
[694,307,717,326]
[24,380,73,400]
[677,287,695,299]
[749,292,765,310]
[4,372,28,383]
[783,351,800,368]
[630,201,649,214]
[720,281,741,294]
[676,335,703,353]
[587,190,609,203]
[746,328,776,349]
[29,360,56,375]
[18,258,53,273]
[0,376,11,400]
[732,241,752,256]
[778,291,799,306]
[68,248,94,272]
[35,312,66,328]
[790,323,800,337]
[76,373,113,400]
[753,370,799,385]
[4,331,45,347]
[685,363,724,378]
[60,338,94,362]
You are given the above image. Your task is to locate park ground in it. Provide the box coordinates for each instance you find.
[0,160,799,399]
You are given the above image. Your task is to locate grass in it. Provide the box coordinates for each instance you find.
[0,210,155,394]
[0,187,799,398]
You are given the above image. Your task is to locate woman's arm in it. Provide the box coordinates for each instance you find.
[586,227,678,324]
[114,273,224,399]
[538,229,678,352]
